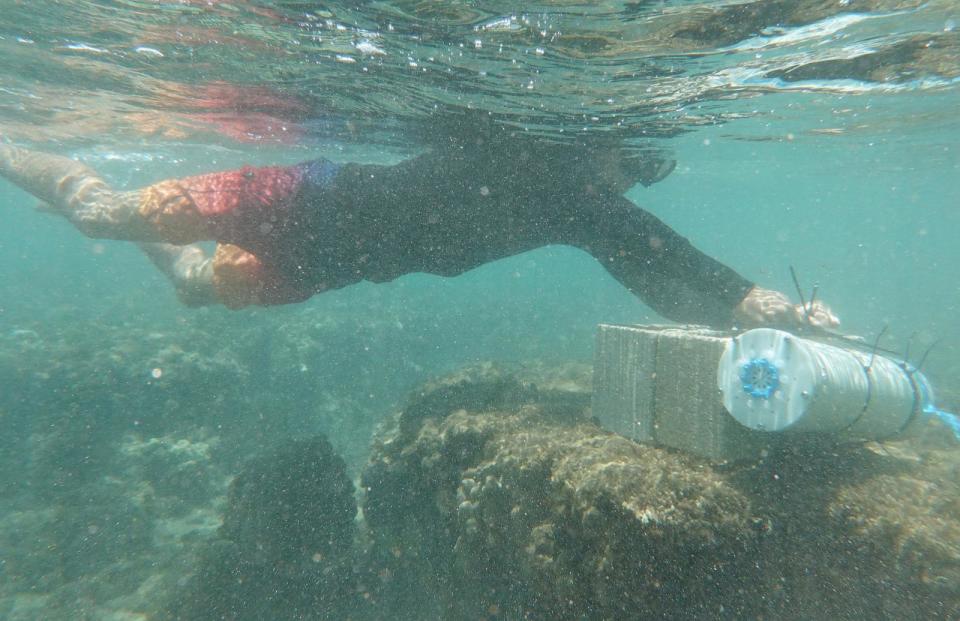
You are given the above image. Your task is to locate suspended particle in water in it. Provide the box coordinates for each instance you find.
[134,46,164,57]
[151,368,163,379]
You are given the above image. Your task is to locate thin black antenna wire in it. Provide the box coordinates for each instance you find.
[866,325,888,371]
[789,266,812,324]
[916,339,942,373]
[807,284,819,313]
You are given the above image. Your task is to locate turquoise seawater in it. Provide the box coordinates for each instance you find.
[0,1,958,619]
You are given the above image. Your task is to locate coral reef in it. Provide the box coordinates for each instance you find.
[0,300,512,619]
[168,436,359,621]
[360,364,757,619]
[1,331,958,620]
[357,364,960,620]
[0,427,222,621]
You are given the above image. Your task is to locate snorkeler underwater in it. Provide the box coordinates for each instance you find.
[0,131,839,328]
[0,1,959,620]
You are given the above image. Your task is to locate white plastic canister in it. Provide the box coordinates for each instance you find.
[717,328,925,439]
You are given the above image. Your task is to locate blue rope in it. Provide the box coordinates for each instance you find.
[912,370,960,440]
[924,406,960,440]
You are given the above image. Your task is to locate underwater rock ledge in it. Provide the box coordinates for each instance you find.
[173,362,960,620]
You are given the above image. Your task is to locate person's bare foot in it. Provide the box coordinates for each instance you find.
[139,242,216,306]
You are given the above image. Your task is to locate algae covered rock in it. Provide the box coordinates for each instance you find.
[360,363,759,619]
[150,363,960,621]
[359,363,960,620]
[169,436,359,621]
[221,435,356,563]
[826,441,960,618]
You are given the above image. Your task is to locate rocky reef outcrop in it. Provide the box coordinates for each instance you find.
[359,364,754,619]
[355,363,960,620]
[174,362,959,620]
[169,436,358,620]
[4,348,958,620]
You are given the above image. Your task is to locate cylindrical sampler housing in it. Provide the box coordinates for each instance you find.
[717,328,931,439]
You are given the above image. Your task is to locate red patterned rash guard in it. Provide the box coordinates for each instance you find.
[137,159,341,308]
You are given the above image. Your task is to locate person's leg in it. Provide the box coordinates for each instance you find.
[138,243,217,307]
[139,242,309,309]
[0,142,163,241]
[0,143,302,308]
[0,142,308,245]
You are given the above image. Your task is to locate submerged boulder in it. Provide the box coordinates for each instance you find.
[359,363,960,620]
[160,363,960,620]
[220,435,356,563]
[360,363,756,619]
[169,436,359,621]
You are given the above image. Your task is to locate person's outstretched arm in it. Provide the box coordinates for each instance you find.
[565,192,838,329]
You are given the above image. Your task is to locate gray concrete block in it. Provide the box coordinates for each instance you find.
[593,324,770,463]
[592,324,658,441]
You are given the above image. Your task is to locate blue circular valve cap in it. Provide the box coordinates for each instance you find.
[740,358,780,399]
